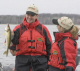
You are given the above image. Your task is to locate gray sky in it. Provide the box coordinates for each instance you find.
[0,0,80,15]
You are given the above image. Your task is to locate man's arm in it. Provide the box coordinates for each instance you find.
[10,24,21,56]
[10,45,16,56]
[43,25,52,60]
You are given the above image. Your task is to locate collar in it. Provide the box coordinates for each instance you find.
[53,32,74,42]
[23,17,40,28]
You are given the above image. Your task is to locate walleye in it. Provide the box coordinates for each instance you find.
[3,24,13,56]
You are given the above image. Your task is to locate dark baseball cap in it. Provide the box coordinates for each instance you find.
[52,19,59,25]
[26,11,37,16]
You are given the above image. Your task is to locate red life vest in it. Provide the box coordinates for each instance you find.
[12,18,52,56]
[48,32,78,69]
[48,41,66,69]
[16,25,47,56]
[15,23,47,56]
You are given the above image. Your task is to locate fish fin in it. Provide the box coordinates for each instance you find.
[3,51,8,56]
[4,39,6,43]
[4,39,6,46]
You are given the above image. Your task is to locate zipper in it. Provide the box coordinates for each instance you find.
[30,30,32,40]
[30,30,32,46]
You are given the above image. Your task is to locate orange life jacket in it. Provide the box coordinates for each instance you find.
[12,18,52,56]
[13,23,48,56]
[48,32,78,69]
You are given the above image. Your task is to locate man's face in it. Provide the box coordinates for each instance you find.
[26,14,38,23]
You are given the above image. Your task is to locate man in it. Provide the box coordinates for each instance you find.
[10,4,52,71]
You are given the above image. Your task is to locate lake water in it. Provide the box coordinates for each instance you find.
[0,24,80,71]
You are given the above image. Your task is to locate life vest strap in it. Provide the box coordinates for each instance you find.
[29,46,36,49]
[28,40,35,42]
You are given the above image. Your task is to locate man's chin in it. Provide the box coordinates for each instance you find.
[27,21,34,23]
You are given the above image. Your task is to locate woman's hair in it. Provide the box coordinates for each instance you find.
[64,25,79,39]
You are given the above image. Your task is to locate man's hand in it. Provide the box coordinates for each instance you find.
[10,50,16,56]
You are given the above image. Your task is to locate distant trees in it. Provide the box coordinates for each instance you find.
[0,13,80,24]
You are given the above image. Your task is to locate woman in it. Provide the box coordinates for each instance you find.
[48,17,79,71]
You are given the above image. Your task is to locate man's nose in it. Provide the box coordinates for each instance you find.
[28,15,32,18]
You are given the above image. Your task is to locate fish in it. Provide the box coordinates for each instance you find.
[3,24,13,56]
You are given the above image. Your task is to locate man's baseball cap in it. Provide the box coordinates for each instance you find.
[26,4,39,16]
[52,17,74,30]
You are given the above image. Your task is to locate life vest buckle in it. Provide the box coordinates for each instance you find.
[29,46,36,49]
[28,40,35,42]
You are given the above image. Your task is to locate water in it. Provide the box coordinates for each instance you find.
[0,24,80,71]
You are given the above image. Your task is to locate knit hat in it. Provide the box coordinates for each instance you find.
[52,17,74,30]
